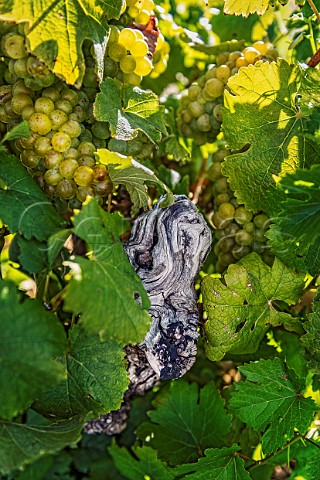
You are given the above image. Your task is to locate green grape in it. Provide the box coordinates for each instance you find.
[120,54,136,74]
[50,109,68,129]
[20,132,38,149]
[56,178,77,199]
[64,148,79,159]
[42,86,61,102]
[20,150,41,168]
[55,99,73,115]
[61,89,79,106]
[0,85,13,104]
[74,165,94,186]
[216,65,231,83]
[126,139,143,156]
[44,150,63,169]
[134,56,152,76]
[44,168,63,186]
[204,78,224,99]
[77,155,95,167]
[77,185,94,202]
[51,131,72,152]
[28,112,52,135]
[83,67,98,88]
[1,33,27,59]
[78,141,96,157]
[13,57,28,77]
[69,106,85,123]
[104,57,119,77]
[235,206,253,225]
[196,113,211,132]
[24,77,43,91]
[34,136,52,157]
[130,39,148,57]
[253,213,269,229]
[188,101,205,118]
[218,202,235,220]
[59,120,81,138]
[92,136,106,149]
[118,28,136,48]
[11,93,33,114]
[34,97,55,115]
[33,170,45,188]
[123,72,142,86]
[59,159,79,178]
[108,42,127,62]
[91,121,110,140]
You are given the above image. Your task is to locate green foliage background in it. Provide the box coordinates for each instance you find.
[0,0,320,478]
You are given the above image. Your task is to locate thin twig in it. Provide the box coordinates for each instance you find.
[246,435,303,470]
[191,157,208,205]
[307,47,320,67]
[307,0,320,24]
[304,437,320,450]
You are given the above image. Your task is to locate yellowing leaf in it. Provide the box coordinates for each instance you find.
[224,0,269,17]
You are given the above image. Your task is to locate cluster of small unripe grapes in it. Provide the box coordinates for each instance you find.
[178,42,279,146]
[150,33,170,78]
[208,148,274,273]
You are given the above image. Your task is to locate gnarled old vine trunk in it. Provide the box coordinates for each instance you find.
[84,195,212,434]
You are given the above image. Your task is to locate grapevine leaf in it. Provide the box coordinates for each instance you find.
[97,149,174,215]
[266,224,320,276]
[163,108,190,163]
[210,10,259,42]
[301,294,320,388]
[47,229,71,269]
[0,280,66,420]
[202,253,305,361]
[0,150,65,241]
[222,60,320,213]
[33,324,129,418]
[16,235,47,274]
[109,444,174,480]
[64,199,151,343]
[0,417,83,475]
[1,121,30,144]
[271,166,320,252]
[174,445,251,480]
[229,358,317,455]
[94,78,167,143]
[223,0,269,16]
[0,0,124,87]
[137,380,231,464]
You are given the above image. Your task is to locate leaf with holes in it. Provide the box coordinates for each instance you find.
[202,253,305,361]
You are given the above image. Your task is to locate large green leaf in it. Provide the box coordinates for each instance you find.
[0,0,124,87]
[97,149,174,215]
[271,166,320,252]
[0,150,65,241]
[137,380,231,465]
[202,253,305,361]
[229,358,317,455]
[0,417,83,475]
[94,78,167,144]
[0,280,66,420]
[109,444,174,480]
[33,324,128,418]
[222,60,320,213]
[174,445,251,479]
[64,199,151,343]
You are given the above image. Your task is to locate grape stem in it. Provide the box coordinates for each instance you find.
[191,156,208,205]
[306,0,320,24]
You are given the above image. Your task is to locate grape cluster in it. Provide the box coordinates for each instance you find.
[178,42,279,146]
[126,0,155,25]
[208,148,274,273]
[104,26,153,86]
[150,32,170,78]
